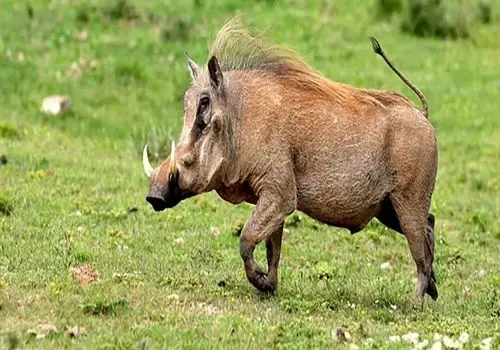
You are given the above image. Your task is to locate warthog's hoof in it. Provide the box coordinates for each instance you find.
[248,266,276,294]
[426,278,438,301]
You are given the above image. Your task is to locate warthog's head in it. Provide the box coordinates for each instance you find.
[142,54,234,212]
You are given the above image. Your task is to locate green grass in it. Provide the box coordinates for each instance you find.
[1,0,499,348]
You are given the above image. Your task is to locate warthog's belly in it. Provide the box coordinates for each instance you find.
[215,182,258,205]
[295,171,389,233]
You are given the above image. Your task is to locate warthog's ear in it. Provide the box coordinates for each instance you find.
[208,55,223,91]
[184,51,200,80]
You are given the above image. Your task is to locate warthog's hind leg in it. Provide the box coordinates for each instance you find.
[377,198,438,307]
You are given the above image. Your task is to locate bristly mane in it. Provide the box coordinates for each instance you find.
[207,18,411,108]
[208,18,315,75]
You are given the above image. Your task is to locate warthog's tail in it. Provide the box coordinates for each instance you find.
[369,37,429,119]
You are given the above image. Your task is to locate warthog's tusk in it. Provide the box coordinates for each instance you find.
[169,141,176,174]
[142,144,153,178]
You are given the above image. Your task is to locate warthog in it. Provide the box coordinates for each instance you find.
[142,19,438,308]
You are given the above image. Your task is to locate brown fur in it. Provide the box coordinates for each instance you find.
[145,18,439,308]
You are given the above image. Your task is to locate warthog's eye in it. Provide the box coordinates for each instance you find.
[197,96,210,118]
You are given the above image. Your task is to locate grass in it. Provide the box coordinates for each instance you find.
[1,0,499,348]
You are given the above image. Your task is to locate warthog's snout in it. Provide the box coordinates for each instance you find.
[143,143,187,212]
[146,189,168,212]
[145,173,184,212]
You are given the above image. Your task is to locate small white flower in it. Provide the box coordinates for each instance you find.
[389,335,401,343]
[380,261,391,270]
[415,339,429,349]
[402,332,420,344]
[458,332,470,344]
[390,304,397,310]
[480,337,493,350]
[433,333,442,341]
[431,341,442,350]
[443,336,460,349]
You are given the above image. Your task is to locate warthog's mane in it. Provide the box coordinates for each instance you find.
[208,18,410,108]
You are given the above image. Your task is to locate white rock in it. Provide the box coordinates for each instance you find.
[41,95,71,116]
[344,330,352,341]
[389,335,401,343]
[431,341,443,350]
[402,332,420,344]
[380,261,391,270]
[458,332,470,344]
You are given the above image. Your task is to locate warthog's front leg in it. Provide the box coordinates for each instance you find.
[240,183,295,294]
[266,223,284,291]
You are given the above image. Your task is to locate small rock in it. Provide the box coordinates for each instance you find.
[389,335,401,343]
[174,238,184,245]
[431,341,443,350]
[402,332,420,345]
[40,95,71,116]
[67,326,87,338]
[380,261,391,271]
[458,332,470,344]
[333,327,352,343]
